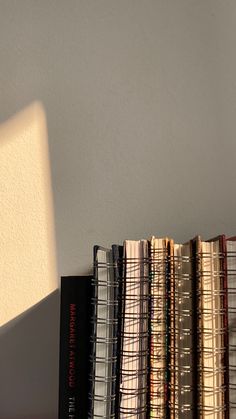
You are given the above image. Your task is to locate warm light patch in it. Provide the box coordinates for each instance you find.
[0,102,58,326]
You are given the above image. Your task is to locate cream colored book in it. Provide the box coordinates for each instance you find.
[120,240,148,418]
[200,239,224,418]
[149,236,167,418]
[0,103,57,326]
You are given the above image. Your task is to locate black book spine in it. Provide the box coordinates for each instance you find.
[58,276,92,419]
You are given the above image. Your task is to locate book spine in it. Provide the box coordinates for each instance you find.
[221,236,229,419]
[226,238,236,416]
[89,246,122,418]
[168,239,175,419]
[112,245,123,419]
[174,243,193,418]
[190,237,199,419]
[149,238,167,418]
[119,240,149,418]
[207,235,229,418]
[58,276,92,419]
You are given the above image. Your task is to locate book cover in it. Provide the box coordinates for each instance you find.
[190,235,201,419]
[209,235,229,419]
[58,276,92,419]
[174,241,193,418]
[89,246,120,418]
[112,244,124,418]
[168,238,175,419]
[194,235,226,418]
[226,236,236,417]
[149,236,167,418]
[119,240,149,418]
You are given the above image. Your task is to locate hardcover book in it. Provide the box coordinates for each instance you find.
[59,276,92,419]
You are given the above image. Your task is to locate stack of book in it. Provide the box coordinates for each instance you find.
[58,235,236,418]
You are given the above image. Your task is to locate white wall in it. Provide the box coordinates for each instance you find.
[1,1,236,417]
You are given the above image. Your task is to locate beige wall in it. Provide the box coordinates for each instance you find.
[0,1,236,417]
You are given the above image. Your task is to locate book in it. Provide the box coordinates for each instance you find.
[149,236,168,418]
[226,237,236,417]
[174,241,193,418]
[214,235,229,419]
[112,244,124,417]
[190,236,200,418]
[58,233,233,418]
[59,276,92,419]
[168,238,175,419]
[196,236,225,418]
[89,246,120,418]
[119,240,149,418]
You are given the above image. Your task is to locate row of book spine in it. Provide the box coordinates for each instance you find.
[58,234,236,418]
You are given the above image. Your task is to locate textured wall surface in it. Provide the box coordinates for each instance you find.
[0,1,236,276]
[0,102,57,326]
[0,103,59,418]
[0,1,236,418]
